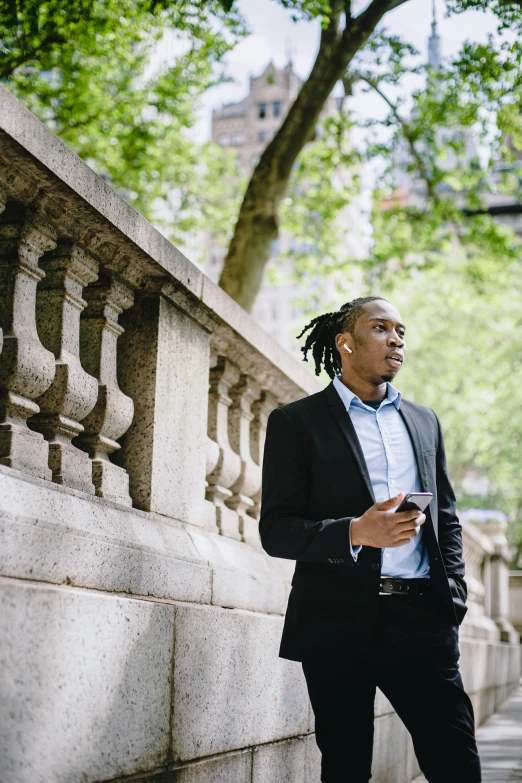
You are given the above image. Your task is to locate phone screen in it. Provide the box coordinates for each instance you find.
[395,493,433,513]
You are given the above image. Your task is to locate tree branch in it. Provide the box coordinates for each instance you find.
[321,0,344,46]
[0,30,65,80]
[387,0,412,10]
[355,72,438,202]
[346,0,412,44]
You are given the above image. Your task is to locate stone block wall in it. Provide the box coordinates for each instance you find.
[0,86,520,783]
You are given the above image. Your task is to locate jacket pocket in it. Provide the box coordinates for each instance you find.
[447,576,468,624]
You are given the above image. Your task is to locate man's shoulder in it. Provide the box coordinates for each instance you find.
[400,396,438,425]
[273,387,328,420]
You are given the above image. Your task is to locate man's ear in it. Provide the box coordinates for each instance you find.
[336,333,353,354]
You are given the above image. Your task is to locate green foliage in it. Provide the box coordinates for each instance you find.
[279,112,361,290]
[263,0,332,22]
[349,31,522,299]
[444,0,522,33]
[0,0,246,238]
[388,251,522,546]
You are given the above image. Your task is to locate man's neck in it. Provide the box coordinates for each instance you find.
[339,373,387,402]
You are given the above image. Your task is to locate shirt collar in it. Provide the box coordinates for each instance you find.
[333,375,401,411]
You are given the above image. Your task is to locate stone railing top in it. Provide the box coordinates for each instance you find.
[0,85,321,403]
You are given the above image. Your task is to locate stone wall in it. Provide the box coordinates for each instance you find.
[0,86,519,783]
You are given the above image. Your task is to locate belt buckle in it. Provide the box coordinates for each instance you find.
[379,579,395,596]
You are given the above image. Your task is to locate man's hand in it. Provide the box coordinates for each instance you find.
[350,493,426,549]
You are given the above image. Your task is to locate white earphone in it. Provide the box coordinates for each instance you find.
[343,343,353,354]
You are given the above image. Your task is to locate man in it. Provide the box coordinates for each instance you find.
[259,297,481,782]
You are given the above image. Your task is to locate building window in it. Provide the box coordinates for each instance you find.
[217,133,230,145]
[258,131,266,143]
[258,103,267,119]
[273,101,281,118]
[231,132,245,146]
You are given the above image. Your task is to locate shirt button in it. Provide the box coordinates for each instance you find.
[372,563,380,571]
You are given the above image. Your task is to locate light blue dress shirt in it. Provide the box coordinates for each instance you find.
[333,375,430,579]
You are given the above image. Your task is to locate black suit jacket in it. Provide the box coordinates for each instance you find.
[259,381,467,662]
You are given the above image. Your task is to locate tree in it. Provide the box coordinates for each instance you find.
[216,0,522,311]
[0,0,245,244]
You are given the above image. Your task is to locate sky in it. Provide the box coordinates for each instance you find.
[191,0,499,141]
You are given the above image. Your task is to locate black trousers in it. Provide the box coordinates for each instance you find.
[302,590,481,783]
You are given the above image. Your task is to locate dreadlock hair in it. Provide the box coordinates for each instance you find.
[296,297,387,379]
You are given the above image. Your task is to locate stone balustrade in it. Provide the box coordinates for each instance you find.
[460,510,520,647]
[0,88,316,537]
[0,86,520,783]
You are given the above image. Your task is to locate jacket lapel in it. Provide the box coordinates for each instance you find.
[398,401,429,492]
[399,401,438,539]
[324,381,375,504]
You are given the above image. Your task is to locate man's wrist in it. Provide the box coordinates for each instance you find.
[350,517,362,547]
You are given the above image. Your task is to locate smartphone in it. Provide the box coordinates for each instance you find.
[395,492,433,513]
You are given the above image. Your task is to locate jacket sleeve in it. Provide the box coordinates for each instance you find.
[259,406,356,564]
[434,412,467,592]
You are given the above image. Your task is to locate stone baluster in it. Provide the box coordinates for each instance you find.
[205,356,242,539]
[248,391,279,524]
[0,205,57,479]
[226,375,262,546]
[29,243,99,493]
[75,274,134,505]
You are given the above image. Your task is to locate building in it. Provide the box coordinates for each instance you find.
[211,60,301,177]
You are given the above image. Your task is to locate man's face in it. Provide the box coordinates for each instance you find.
[341,300,406,384]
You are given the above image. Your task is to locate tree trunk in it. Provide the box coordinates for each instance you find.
[218,0,409,311]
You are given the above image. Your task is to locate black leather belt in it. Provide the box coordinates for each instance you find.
[379,578,431,596]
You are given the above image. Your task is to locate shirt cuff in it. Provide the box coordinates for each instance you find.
[349,518,362,562]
